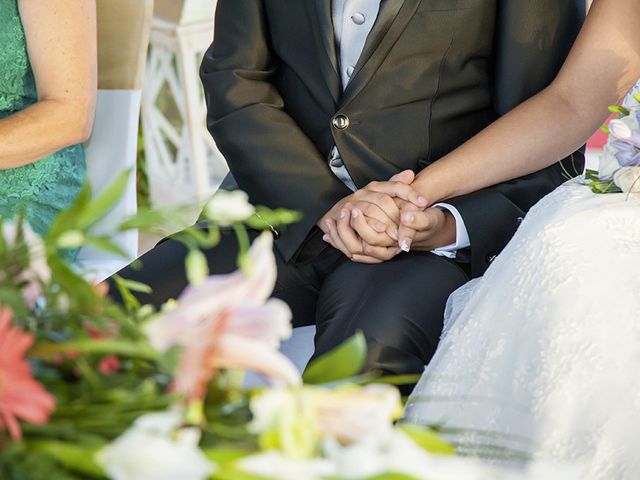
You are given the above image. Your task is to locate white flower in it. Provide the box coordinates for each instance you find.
[97,411,215,480]
[598,144,624,180]
[2,223,51,307]
[241,430,543,480]
[608,108,640,148]
[204,190,256,226]
[322,430,542,480]
[249,388,320,459]
[614,166,640,193]
[248,384,402,460]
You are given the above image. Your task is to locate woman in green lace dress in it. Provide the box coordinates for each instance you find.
[0,0,96,243]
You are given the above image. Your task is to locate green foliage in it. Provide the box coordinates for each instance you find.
[303,332,367,384]
[136,116,152,210]
[0,171,457,479]
[29,441,105,478]
[585,169,622,194]
[608,105,630,116]
[245,206,303,231]
[397,424,455,456]
[0,444,84,480]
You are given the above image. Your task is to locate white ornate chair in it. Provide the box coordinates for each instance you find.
[142,0,227,211]
[76,0,153,281]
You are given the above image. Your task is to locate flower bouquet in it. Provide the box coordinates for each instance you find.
[586,91,640,193]
[0,178,460,480]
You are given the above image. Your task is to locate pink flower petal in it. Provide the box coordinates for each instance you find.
[209,335,301,388]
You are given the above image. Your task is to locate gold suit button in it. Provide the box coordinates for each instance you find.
[332,114,350,130]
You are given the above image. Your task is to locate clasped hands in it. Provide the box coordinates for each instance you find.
[318,170,457,264]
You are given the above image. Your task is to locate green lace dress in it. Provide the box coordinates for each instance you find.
[0,0,86,239]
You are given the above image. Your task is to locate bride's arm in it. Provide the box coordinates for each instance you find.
[413,0,640,203]
[0,0,97,170]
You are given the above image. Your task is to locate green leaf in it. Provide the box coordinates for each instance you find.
[56,230,85,249]
[29,339,158,361]
[397,424,455,456]
[111,274,152,311]
[302,332,367,384]
[364,473,419,480]
[46,183,92,239]
[48,254,98,308]
[76,170,132,230]
[634,93,640,103]
[608,105,630,116]
[584,169,600,181]
[598,125,609,135]
[28,440,106,478]
[113,276,153,294]
[359,374,422,386]
[204,447,253,467]
[251,207,302,228]
[185,249,210,285]
[211,465,270,480]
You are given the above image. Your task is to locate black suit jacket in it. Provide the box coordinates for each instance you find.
[200,0,585,276]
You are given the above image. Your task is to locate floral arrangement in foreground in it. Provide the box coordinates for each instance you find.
[0,179,464,480]
[586,91,640,193]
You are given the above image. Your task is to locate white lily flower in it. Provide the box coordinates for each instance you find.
[204,190,256,226]
[97,411,215,480]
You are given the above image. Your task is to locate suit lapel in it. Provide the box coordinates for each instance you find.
[308,0,342,106]
[342,0,421,106]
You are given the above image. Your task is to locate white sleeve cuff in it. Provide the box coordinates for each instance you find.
[430,203,471,259]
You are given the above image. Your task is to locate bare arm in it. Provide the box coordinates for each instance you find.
[413,0,640,203]
[0,0,97,169]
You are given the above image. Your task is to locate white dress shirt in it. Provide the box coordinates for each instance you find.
[330,0,470,257]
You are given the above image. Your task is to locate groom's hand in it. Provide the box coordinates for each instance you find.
[397,207,457,252]
[318,171,427,261]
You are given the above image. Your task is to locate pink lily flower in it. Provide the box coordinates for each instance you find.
[146,233,301,400]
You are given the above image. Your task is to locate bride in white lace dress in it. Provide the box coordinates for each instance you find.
[399,1,640,478]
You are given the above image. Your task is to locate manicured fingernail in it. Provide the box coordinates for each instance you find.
[405,213,415,224]
[352,209,361,218]
[326,220,333,229]
[340,209,347,219]
[400,239,411,252]
[322,234,330,242]
[418,196,427,206]
[389,228,398,240]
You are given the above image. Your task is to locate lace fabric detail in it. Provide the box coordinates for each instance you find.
[404,182,640,479]
[0,0,36,112]
[0,0,86,242]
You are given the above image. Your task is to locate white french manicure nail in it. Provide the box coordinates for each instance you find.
[400,240,411,252]
[340,210,347,219]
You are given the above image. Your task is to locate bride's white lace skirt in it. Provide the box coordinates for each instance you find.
[404,181,640,480]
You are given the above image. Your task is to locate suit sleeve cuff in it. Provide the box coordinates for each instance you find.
[430,203,471,259]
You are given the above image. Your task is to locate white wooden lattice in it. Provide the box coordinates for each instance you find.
[142,1,227,210]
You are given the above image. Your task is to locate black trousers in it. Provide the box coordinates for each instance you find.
[109,228,470,377]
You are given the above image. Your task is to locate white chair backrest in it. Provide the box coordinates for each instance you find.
[76,0,153,281]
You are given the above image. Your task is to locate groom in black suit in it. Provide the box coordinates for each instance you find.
[112,0,585,377]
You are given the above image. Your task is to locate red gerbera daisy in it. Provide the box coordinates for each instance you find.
[0,308,55,440]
